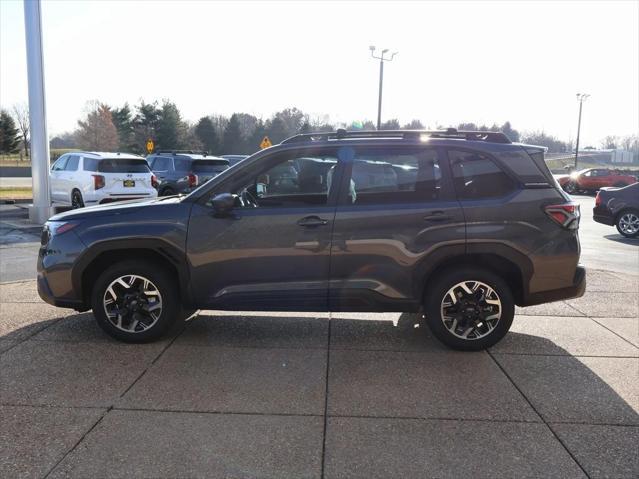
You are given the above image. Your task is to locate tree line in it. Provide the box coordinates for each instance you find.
[1,100,638,157]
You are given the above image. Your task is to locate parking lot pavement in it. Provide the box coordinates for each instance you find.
[0,271,637,479]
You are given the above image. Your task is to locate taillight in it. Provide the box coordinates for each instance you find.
[92,174,105,190]
[188,173,198,187]
[544,202,580,229]
[595,191,602,206]
[151,174,158,189]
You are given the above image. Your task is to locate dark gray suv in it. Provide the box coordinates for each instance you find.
[37,129,585,350]
[147,151,229,196]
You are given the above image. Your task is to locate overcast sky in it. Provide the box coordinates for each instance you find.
[1,0,637,146]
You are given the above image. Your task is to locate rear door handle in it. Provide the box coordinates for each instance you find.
[297,216,329,227]
[424,211,452,222]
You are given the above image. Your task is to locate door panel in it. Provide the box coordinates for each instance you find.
[187,204,334,310]
[328,146,465,311]
[186,147,344,311]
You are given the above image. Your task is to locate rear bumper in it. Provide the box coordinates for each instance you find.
[593,205,615,226]
[522,265,586,306]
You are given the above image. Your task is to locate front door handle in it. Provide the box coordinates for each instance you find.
[424,211,452,222]
[297,216,329,227]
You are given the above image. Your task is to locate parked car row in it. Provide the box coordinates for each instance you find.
[49,150,248,208]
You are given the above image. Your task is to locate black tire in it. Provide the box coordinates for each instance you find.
[71,189,84,209]
[565,181,577,194]
[91,260,180,342]
[424,267,515,351]
[615,209,639,238]
[160,187,175,197]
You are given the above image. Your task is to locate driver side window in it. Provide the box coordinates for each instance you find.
[233,151,338,208]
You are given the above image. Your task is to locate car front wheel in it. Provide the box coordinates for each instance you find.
[616,210,639,238]
[91,261,180,342]
[424,268,515,351]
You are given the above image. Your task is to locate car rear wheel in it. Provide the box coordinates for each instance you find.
[424,268,514,351]
[160,187,175,197]
[91,261,180,342]
[616,210,639,238]
[71,190,84,209]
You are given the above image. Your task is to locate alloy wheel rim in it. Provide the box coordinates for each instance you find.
[619,213,639,235]
[440,280,502,340]
[103,275,163,333]
[72,192,82,208]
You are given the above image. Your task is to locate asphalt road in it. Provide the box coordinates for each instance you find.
[0,195,637,284]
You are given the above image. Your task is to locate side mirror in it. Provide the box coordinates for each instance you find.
[211,193,235,215]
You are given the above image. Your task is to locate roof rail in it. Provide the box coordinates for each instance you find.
[156,150,209,155]
[281,128,511,145]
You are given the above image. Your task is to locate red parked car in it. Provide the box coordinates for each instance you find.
[557,168,637,194]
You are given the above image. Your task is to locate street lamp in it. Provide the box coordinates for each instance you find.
[370,46,397,130]
[574,93,590,170]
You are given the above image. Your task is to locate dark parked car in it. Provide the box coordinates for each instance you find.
[147,151,229,196]
[38,129,585,350]
[593,182,639,237]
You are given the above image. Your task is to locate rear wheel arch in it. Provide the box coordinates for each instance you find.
[421,252,528,306]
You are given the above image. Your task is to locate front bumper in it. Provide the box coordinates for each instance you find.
[522,265,586,306]
[37,274,87,310]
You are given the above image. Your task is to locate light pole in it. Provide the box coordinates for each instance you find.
[574,93,590,170]
[369,46,397,130]
[24,0,53,224]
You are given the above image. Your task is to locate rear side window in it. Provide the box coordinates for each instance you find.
[192,159,229,173]
[97,158,150,173]
[64,155,79,171]
[347,148,442,204]
[449,150,516,200]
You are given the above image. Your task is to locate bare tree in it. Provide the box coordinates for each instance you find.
[75,101,118,151]
[12,103,30,159]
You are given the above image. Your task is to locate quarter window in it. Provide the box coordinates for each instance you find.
[347,148,442,204]
[450,150,516,199]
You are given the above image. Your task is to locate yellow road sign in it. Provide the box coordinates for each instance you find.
[146,139,154,154]
[260,136,272,149]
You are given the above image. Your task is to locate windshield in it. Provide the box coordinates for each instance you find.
[98,158,151,173]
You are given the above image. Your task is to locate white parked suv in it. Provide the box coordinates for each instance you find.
[49,152,158,208]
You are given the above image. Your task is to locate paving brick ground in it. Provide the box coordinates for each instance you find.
[1,270,637,478]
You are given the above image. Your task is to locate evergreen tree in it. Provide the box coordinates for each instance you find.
[0,110,21,154]
[194,116,220,154]
[132,101,161,154]
[111,103,135,151]
[156,100,186,150]
[222,114,243,153]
